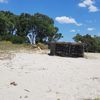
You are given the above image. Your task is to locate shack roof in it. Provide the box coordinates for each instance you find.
[50,42,83,46]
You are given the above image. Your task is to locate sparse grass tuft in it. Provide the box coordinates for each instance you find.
[37,43,48,50]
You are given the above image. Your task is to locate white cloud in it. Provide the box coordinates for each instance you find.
[0,0,8,3]
[83,0,94,6]
[88,5,99,12]
[79,3,86,7]
[70,30,76,32]
[87,27,95,31]
[78,0,99,12]
[55,16,82,26]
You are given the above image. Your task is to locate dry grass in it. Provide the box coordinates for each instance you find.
[0,41,37,60]
[0,41,38,51]
[0,41,49,60]
[37,43,48,50]
[0,41,48,52]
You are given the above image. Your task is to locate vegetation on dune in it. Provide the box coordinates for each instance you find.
[0,41,49,52]
[73,34,100,53]
[0,11,63,45]
[0,11,100,53]
[0,41,34,51]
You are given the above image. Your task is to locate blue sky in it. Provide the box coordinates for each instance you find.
[0,0,100,41]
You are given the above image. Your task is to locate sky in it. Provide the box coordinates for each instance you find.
[0,0,100,41]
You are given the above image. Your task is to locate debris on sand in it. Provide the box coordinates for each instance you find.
[24,89,30,92]
[10,82,17,86]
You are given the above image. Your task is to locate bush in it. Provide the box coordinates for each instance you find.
[11,36,28,44]
[0,33,12,41]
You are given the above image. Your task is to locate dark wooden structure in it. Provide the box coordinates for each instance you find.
[49,42,84,57]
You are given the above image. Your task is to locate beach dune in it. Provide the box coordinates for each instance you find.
[0,51,100,100]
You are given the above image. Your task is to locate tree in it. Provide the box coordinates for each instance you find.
[33,13,63,44]
[0,11,63,44]
[83,34,96,52]
[73,34,98,52]
[94,35,100,52]
[16,13,32,37]
[0,18,7,36]
[0,11,16,41]
[15,13,33,43]
[47,27,63,42]
[73,33,83,42]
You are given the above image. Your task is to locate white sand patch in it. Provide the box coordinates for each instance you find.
[0,51,100,100]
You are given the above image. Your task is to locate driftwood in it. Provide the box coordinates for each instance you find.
[49,42,84,57]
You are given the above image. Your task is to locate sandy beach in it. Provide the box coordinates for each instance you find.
[0,50,100,100]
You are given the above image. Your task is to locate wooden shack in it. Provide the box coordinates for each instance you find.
[49,42,84,57]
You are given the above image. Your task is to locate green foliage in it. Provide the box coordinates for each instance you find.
[0,11,63,44]
[0,11,17,35]
[16,13,32,37]
[73,33,83,42]
[11,36,28,44]
[94,35,100,52]
[33,13,62,43]
[0,18,8,35]
[73,34,100,53]
[0,33,12,41]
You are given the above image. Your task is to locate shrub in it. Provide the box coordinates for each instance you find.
[11,36,28,44]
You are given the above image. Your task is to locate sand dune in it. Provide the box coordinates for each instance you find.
[0,51,100,100]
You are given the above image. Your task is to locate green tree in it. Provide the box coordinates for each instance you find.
[94,35,100,52]
[73,34,98,52]
[15,13,33,43]
[33,13,63,43]
[16,13,32,37]
[0,11,16,41]
[0,11,63,44]
[73,33,83,42]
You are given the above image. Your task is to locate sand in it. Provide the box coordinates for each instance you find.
[0,50,100,100]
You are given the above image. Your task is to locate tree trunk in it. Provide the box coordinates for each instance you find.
[32,33,36,45]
